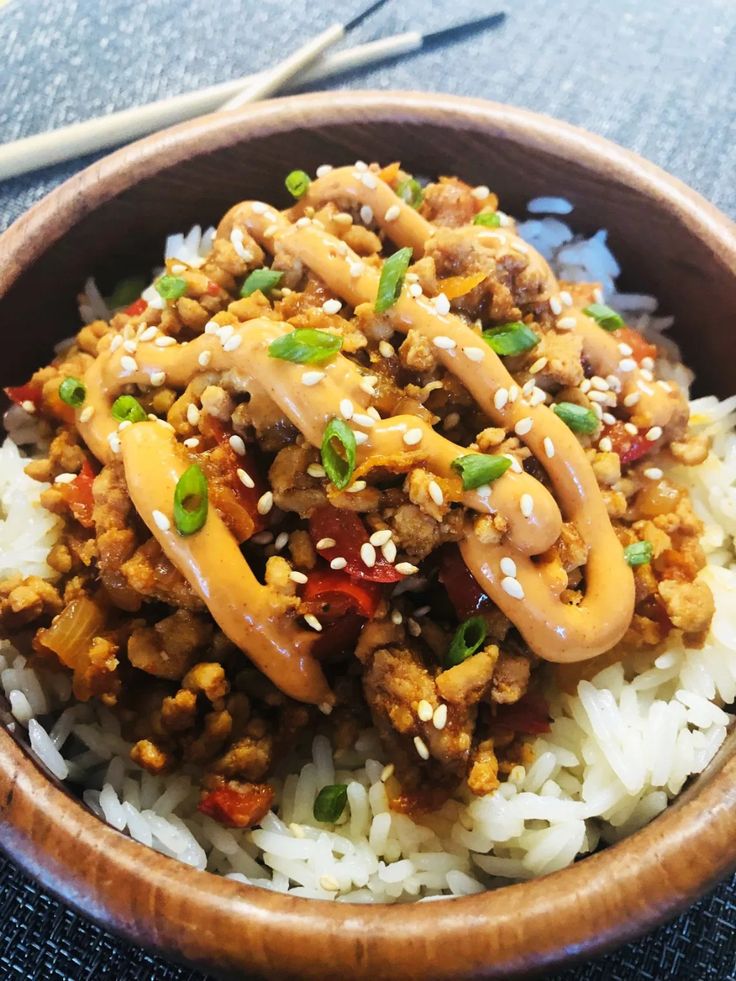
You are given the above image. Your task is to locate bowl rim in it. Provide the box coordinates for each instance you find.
[1,89,736,980]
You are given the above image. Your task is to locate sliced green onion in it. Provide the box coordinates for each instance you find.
[111,395,147,424]
[451,453,512,490]
[313,783,348,823]
[624,540,653,567]
[155,275,188,301]
[375,247,413,313]
[173,464,208,536]
[583,302,624,331]
[446,616,488,667]
[268,328,342,364]
[321,418,356,490]
[240,267,283,298]
[58,377,86,408]
[107,275,146,310]
[285,169,311,199]
[482,322,540,357]
[396,178,423,209]
[473,211,501,228]
[552,401,599,435]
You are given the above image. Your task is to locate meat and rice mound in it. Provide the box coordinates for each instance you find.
[0,162,719,841]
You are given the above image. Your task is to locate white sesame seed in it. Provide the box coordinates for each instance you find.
[413,736,430,760]
[155,335,177,349]
[329,556,347,570]
[117,420,132,432]
[619,358,637,373]
[346,480,367,493]
[417,699,433,722]
[381,762,395,781]
[229,434,246,456]
[598,436,613,452]
[257,491,273,515]
[644,467,663,480]
[359,204,373,224]
[318,874,340,894]
[54,472,77,485]
[308,463,326,478]
[204,321,220,334]
[18,400,36,413]
[617,342,633,356]
[352,413,375,428]
[593,287,604,303]
[263,224,278,238]
[588,391,609,403]
[295,216,311,229]
[223,335,242,353]
[150,370,166,387]
[339,398,354,420]
[354,160,368,172]
[186,404,200,426]
[521,379,536,398]
[316,164,333,177]
[641,356,655,371]
[520,493,534,518]
[120,355,138,373]
[432,335,456,351]
[514,240,530,255]
[80,406,94,423]
[316,537,337,550]
[301,370,325,387]
[591,402,603,420]
[494,388,509,411]
[645,426,663,442]
[428,480,444,506]
[361,172,377,190]
[530,388,547,407]
[555,315,577,331]
[500,556,517,577]
[506,454,523,474]
[560,290,573,307]
[543,436,555,459]
[123,338,137,354]
[390,609,403,625]
[602,413,617,426]
[236,468,254,489]
[409,283,423,298]
[370,529,393,547]
[508,385,519,403]
[218,325,234,343]
[403,427,423,446]
[433,704,448,730]
[550,296,562,315]
[107,433,121,454]
[623,391,641,407]
[638,381,654,396]
[379,340,395,358]
[348,260,365,279]
[303,613,322,632]
[433,293,451,317]
[152,509,170,532]
[658,380,673,393]
[607,375,623,393]
[322,298,342,315]
[624,422,639,435]
[443,412,460,431]
[110,335,123,352]
[251,202,267,214]
[289,570,308,584]
[590,376,609,392]
[275,532,289,551]
[463,346,485,363]
[384,205,401,222]
[353,431,369,446]
[529,356,548,374]
[514,417,533,436]
[396,562,419,576]
[360,542,377,568]
[501,576,525,599]
[472,184,490,199]
[382,540,397,563]
[183,437,200,448]
[198,350,212,368]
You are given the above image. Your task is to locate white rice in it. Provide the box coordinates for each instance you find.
[1,208,734,903]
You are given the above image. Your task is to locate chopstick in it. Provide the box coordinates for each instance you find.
[0,11,505,183]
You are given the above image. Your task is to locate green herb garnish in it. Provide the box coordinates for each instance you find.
[285,169,311,199]
[240,268,283,298]
[552,401,599,435]
[58,377,86,408]
[173,464,208,536]
[583,302,624,331]
[268,328,342,364]
[111,395,147,424]
[107,276,147,310]
[482,322,540,357]
[624,541,653,567]
[313,784,348,823]
[155,275,188,301]
[395,178,423,209]
[473,212,501,228]
[375,247,413,313]
[446,616,488,667]
[451,453,512,490]
[321,418,357,490]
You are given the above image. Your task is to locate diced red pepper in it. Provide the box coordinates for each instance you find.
[302,567,382,619]
[438,545,491,620]
[124,297,148,316]
[206,281,220,295]
[613,326,657,364]
[58,459,98,528]
[200,416,269,537]
[602,421,651,466]
[308,506,401,583]
[198,783,274,828]
[494,692,551,734]
[312,613,364,661]
[4,382,43,410]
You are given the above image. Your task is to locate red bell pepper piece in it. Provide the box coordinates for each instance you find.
[494,692,551,734]
[308,506,401,583]
[602,421,651,466]
[200,416,269,535]
[302,567,382,619]
[205,280,220,295]
[198,783,274,828]
[59,459,98,528]
[4,382,43,410]
[438,545,491,620]
[124,297,148,316]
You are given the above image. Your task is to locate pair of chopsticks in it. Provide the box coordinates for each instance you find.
[0,6,506,182]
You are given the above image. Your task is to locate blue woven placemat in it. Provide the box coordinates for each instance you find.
[1,1,735,977]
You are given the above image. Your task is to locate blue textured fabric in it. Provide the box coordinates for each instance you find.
[1,1,735,978]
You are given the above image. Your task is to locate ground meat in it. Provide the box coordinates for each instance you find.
[269,443,326,517]
[420,177,478,227]
[131,739,172,774]
[669,434,709,467]
[436,646,499,705]
[127,611,212,680]
[534,330,585,388]
[387,503,462,562]
[0,575,63,629]
[121,538,203,611]
[658,579,714,635]
[490,649,532,704]
[92,463,142,612]
[399,330,439,373]
[467,739,500,796]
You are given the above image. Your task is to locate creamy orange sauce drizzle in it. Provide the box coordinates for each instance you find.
[77,165,686,700]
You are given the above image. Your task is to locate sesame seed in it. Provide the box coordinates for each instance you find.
[645,426,663,442]
[658,380,673,393]
[520,493,534,517]
[443,412,460,430]
[183,437,200,448]
[588,391,609,403]
[559,316,581,330]
[226,435,245,458]
[152,510,170,532]
[433,294,451,317]
[549,296,562,315]
[257,491,273,514]
[417,699,433,722]
[607,375,622,393]
[263,224,278,238]
[514,417,533,436]
[580,379,592,394]
[361,172,377,190]
[251,202,267,214]
[494,388,509,411]
[204,321,220,334]
[644,467,663,479]
[590,376,609,392]
[403,427,423,446]
[500,556,517,577]
[370,529,393,547]
[641,356,655,371]
[354,160,368,172]
[339,398,354,420]
[307,463,326,478]
[428,480,444,506]
[598,436,613,452]
[117,420,132,432]
[529,356,548,374]
[432,334,456,351]
[186,404,200,426]
[409,283,423,298]
[624,422,639,435]
[348,260,364,278]
[508,385,519,403]
[501,576,525,599]
[463,346,485,363]
[591,402,603,419]
[150,370,166,387]
[396,562,419,576]
[472,185,490,199]
[251,532,274,546]
[413,736,430,760]
[623,391,641,407]
[560,290,573,307]
[433,704,448,730]
[330,557,347,570]
[316,163,333,177]
[289,570,308,584]
[155,335,177,349]
[354,431,369,445]
[390,609,403,625]
[236,468,254,489]
[198,350,212,368]
[123,338,137,354]
[379,340,395,358]
[543,436,555,459]
[618,342,633,356]
[275,532,289,550]
[619,358,637,372]
[304,614,323,632]
[110,335,123,352]
[301,370,325,386]
[530,388,547,406]
[506,454,523,473]
[382,540,397,563]
[514,240,530,255]
[384,205,401,222]
[54,472,77,485]
[352,413,375,428]
[120,355,138,373]
[223,335,242,353]
[107,433,121,454]
[381,763,395,781]
[316,537,337,550]
[602,413,616,426]
[593,287,603,303]
[319,874,339,892]
[218,325,234,343]
[80,406,94,423]
[638,381,654,396]
[640,369,654,384]
[346,480,367,493]
[522,379,536,398]
[360,204,373,224]
[360,542,377,568]
[322,298,342,315]
[295,216,311,229]
[359,375,378,396]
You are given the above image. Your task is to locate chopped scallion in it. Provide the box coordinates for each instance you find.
[446,616,488,667]
[451,453,512,490]
[173,464,208,535]
[482,322,539,357]
[473,211,501,228]
[552,401,599,435]
[58,377,86,408]
[268,328,342,364]
[624,540,653,567]
[155,275,188,301]
[240,267,283,298]
[583,302,624,331]
[313,783,348,823]
[111,395,147,424]
[320,418,357,490]
[395,178,423,209]
[285,169,311,199]
[375,247,413,313]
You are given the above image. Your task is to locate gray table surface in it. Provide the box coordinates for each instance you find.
[1,1,735,978]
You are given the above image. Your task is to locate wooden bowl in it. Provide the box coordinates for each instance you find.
[1,91,735,980]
